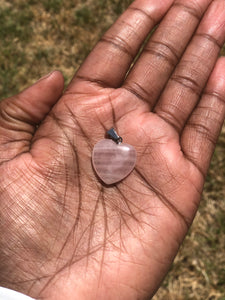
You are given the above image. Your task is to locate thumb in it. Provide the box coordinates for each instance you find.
[1,70,64,125]
[0,71,64,163]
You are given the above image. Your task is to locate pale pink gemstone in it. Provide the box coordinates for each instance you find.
[92,139,136,185]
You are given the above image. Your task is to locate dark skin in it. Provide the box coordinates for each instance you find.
[1,0,225,299]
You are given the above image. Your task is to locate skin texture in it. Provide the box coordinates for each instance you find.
[0,0,225,299]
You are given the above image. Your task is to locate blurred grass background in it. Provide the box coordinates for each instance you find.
[0,0,224,299]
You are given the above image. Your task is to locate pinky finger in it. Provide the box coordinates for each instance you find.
[181,56,225,177]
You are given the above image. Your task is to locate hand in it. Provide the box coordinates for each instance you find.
[1,0,225,299]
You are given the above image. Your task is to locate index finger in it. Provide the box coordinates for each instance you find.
[67,0,174,92]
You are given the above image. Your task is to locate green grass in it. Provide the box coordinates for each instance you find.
[42,0,63,13]
[0,1,225,299]
[0,6,33,41]
[74,6,95,27]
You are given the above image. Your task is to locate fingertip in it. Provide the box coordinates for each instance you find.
[24,70,65,102]
[42,70,65,93]
[198,0,225,43]
[131,0,174,20]
[48,70,64,83]
[13,70,65,124]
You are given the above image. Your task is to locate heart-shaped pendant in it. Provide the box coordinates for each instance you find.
[92,129,136,185]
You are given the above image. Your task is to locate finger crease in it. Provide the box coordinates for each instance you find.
[183,154,205,179]
[0,102,36,127]
[128,7,156,24]
[122,83,151,106]
[195,33,222,48]
[173,3,202,21]
[75,75,111,88]
[143,42,178,67]
[171,74,201,96]
[187,122,218,146]
[157,110,182,134]
[203,91,225,104]
[151,40,179,60]
[100,36,134,59]
[120,20,140,39]
[0,151,30,167]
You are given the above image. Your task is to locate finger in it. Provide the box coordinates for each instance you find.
[67,0,174,92]
[181,57,225,177]
[154,0,225,132]
[0,71,64,162]
[123,0,212,107]
[0,71,64,126]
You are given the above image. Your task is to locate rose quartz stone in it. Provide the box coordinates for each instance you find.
[92,139,136,185]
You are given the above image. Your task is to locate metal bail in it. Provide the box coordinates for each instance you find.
[107,128,123,144]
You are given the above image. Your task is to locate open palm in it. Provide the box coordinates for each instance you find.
[1,0,225,299]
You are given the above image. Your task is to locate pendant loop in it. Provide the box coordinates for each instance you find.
[107,128,123,144]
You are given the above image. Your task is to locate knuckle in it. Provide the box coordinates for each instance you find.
[156,105,184,133]
[195,33,222,48]
[188,121,217,145]
[174,1,203,21]
[204,91,225,105]
[128,6,156,24]
[144,40,179,67]
[171,73,201,95]
[0,98,19,124]
[123,82,151,104]
[100,34,134,59]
